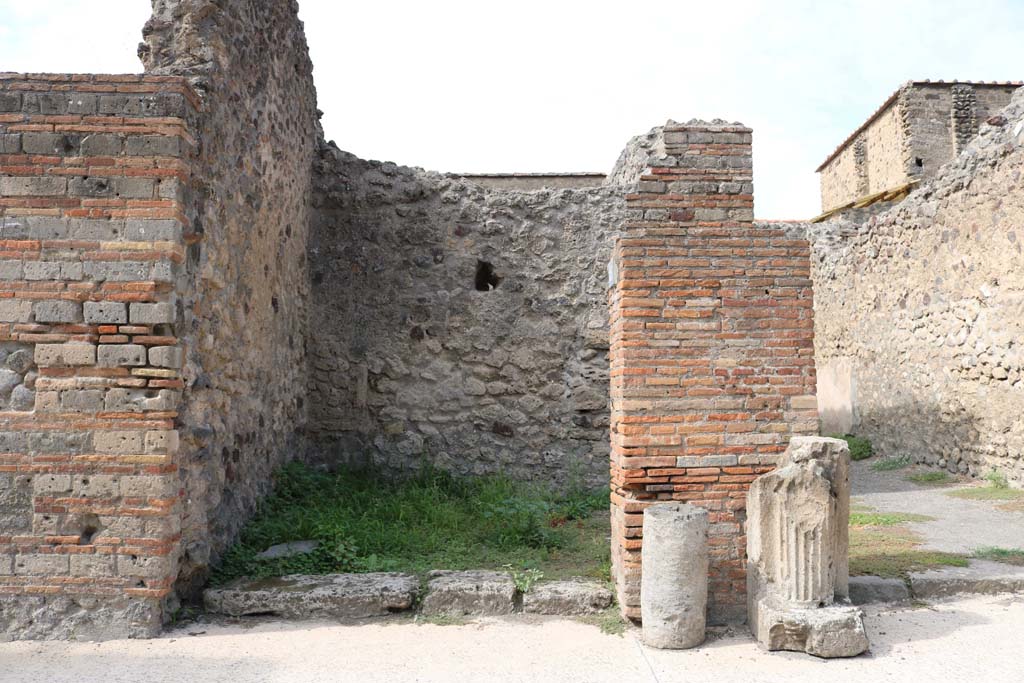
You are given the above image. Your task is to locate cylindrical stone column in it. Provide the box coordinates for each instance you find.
[641,503,709,649]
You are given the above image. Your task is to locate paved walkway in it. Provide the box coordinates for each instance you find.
[3,594,1024,682]
[851,460,1024,554]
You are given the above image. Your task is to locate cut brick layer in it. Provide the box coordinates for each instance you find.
[0,74,196,637]
[608,122,816,624]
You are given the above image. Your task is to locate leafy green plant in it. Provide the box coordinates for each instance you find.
[984,469,1009,489]
[830,434,873,461]
[503,565,544,593]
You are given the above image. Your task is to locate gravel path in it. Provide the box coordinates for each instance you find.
[3,595,1024,682]
[851,460,1024,554]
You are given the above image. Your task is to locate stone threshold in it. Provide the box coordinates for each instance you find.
[203,570,613,620]
[849,560,1024,605]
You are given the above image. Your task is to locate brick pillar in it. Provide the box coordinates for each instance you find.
[0,74,197,638]
[609,121,816,624]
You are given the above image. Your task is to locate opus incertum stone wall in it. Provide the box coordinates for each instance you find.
[0,73,198,638]
[812,88,1024,488]
[609,122,817,624]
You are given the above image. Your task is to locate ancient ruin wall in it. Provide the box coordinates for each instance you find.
[608,123,817,624]
[813,88,1024,487]
[819,102,908,212]
[140,0,318,593]
[307,145,625,486]
[0,74,199,639]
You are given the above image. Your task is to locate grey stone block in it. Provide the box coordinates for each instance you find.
[0,133,21,154]
[124,219,181,241]
[0,301,32,322]
[34,343,96,367]
[204,573,420,619]
[69,218,123,240]
[103,388,177,413]
[148,346,183,368]
[522,579,613,615]
[125,135,182,157]
[80,134,124,156]
[21,132,79,155]
[60,389,104,413]
[93,430,144,455]
[70,555,116,577]
[23,261,61,281]
[255,540,319,561]
[33,300,82,323]
[83,261,152,282]
[24,216,69,239]
[0,92,22,112]
[0,176,67,196]
[68,177,155,200]
[84,301,128,324]
[849,576,911,604]
[65,93,98,115]
[13,554,69,576]
[420,570,516,616]
[97,344,147,367]
[0,261,23,280]
[129,302,176,324]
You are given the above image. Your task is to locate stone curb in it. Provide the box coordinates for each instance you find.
[849,560,1024,605]
[204,571,613,620]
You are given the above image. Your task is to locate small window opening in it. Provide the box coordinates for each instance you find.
[475,260,501,291]
[915,157,923,168]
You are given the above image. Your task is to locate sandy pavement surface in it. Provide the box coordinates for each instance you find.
[2,593,1024,682]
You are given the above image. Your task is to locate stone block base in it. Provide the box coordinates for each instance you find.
[0,594,162,641]
[751,600,869,658]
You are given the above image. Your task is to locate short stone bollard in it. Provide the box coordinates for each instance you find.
[640,502,709,649]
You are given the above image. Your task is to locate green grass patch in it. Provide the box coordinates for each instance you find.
[849,524,968,578]
[210,461,611,586]
[907,471,954,486]
[830,434,873,461]
[849,511,933,526]
[971,547,1024,566]
[984,470,1010,489]
[871,455,911,472]
[947,486,1024,502]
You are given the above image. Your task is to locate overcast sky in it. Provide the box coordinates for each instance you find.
[2,0,1022,218]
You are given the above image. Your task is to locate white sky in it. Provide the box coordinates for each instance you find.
[1,0,1022,218]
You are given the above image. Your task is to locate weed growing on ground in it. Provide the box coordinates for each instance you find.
[907,471,954,486]
[830,434,873,461]
[849,511,933,526]
[503,565,544,593]
[984,470,1010,489]
[211,462,610,585]
[583,607,627,636]
[849,521,966,578]
[871,455,911,472]
[971,547,1024,566]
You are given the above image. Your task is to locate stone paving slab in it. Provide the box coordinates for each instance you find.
[522,579,613,615]
[908,560,1024,600]
[420,570,516,616]
[848,576,911,604]
[204,572,419,619]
